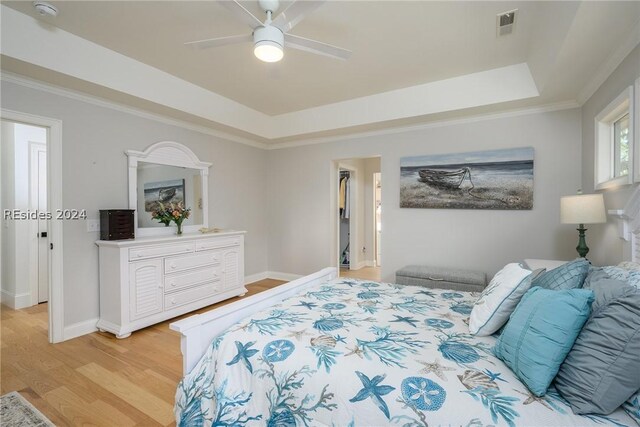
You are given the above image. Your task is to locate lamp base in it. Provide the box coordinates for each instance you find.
[576,224,589,258]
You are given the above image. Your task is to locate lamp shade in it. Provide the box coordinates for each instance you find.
[560,194,606,224]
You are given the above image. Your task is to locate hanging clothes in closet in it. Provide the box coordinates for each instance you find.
[339,172,350,219]
[339,170,351,267]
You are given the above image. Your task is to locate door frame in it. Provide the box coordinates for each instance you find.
[373,172,381,267]
[330,161,358,271]
[28,141,47,304]
[1,109,64,343]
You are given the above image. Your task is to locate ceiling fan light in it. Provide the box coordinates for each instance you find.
[254,40,283,62]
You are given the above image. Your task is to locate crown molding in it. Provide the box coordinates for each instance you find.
[266,100,581,150]
[2,62,540,145]
[577,17,640,105]
[3,70,582,152]
[0,72,269,150]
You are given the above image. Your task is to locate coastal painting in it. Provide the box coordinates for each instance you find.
[143,179,185,212]
[400,147,534,210]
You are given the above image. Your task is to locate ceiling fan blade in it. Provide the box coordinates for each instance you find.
[285,33,351,60]
[271,0,326,32]
[184,34,252,49]
[218,0,264,30]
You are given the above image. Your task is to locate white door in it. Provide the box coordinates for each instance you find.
[30,143,48,303]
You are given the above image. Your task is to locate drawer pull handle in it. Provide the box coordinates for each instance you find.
[171,299,176,305]
[170,282,176,287]
[170,263,177,269]
[136,254,142,258]
[428,276,444,281]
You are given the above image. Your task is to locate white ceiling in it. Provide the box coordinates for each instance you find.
[4,0,544,115]
[1,1,639,144]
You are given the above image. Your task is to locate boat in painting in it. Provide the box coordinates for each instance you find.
[419,167,470,189]
[158,187,177,202]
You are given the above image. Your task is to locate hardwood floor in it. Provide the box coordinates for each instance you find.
[339,266,381,281]
[0,279,285,426]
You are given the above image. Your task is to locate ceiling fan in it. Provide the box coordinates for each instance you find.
[185,0,352,63]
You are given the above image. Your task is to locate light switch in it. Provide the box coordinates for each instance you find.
[86,219,100,232]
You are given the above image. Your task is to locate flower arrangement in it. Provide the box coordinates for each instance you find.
[151,201,191,234]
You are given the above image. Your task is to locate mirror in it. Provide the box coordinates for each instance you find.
[136,162,203,228]
[127,141,211,237]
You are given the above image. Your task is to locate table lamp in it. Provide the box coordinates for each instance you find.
[560,192,606,258]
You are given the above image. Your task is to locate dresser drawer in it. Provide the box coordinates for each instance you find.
[165,251,221,274]
[165,266,221,293]
[164,282,221,309]
[129,243,194,261]
[195,237,241,252]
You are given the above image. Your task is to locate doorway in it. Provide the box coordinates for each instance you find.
[332,157,381,281]
[1,109,64,343]
[2,122,48,306]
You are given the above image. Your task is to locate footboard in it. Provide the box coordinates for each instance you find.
[170,267,338,374]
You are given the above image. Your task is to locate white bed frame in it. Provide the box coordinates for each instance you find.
[170,267,338,374]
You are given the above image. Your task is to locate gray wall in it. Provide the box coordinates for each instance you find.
[268,108,583,282]
[1,80,269,326]
[581,44,640,265]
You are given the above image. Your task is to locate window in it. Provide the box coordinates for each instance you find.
[595,86,635,190]
[613,113,630,177]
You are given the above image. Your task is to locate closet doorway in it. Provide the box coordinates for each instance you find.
[332,157,381,282]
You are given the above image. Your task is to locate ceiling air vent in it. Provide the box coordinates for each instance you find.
[497,9,517,37]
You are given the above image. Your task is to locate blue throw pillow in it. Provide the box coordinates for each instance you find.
[532,259,590,290]
[493,287,594,396]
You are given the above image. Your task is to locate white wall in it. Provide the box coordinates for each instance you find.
[0,121,46,308]
[581,44,640,266]
[1,80,269,327]
[1,121,16,304]
[268,108,582,282]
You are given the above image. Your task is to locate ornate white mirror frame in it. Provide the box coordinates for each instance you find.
[126,141,212,237]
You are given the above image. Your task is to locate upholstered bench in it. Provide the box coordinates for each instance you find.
[396,265,486,292]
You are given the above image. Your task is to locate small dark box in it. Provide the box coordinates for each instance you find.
[100,210,135,240]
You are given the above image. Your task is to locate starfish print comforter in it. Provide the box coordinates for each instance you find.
[175,278,636,427]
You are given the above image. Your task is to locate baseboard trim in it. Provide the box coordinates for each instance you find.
[64,318,98,341]
[245,271,269,285]
[245,270,304,282]
[266,271,304,281]
[350,261,369,271]
[0,289,14,308]
[0,289,32,309]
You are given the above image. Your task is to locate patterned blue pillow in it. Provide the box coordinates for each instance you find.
[586,266,640,290]
[624,390,640,424]
[532,259,590,290]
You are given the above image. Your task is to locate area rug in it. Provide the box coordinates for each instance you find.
[0,392,55,427]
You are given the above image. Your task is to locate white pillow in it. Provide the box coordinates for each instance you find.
[469,263,537,336]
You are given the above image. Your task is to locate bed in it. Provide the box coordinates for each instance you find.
[170,268,636,426]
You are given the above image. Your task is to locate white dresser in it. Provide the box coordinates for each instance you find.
[96,231,246,338]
